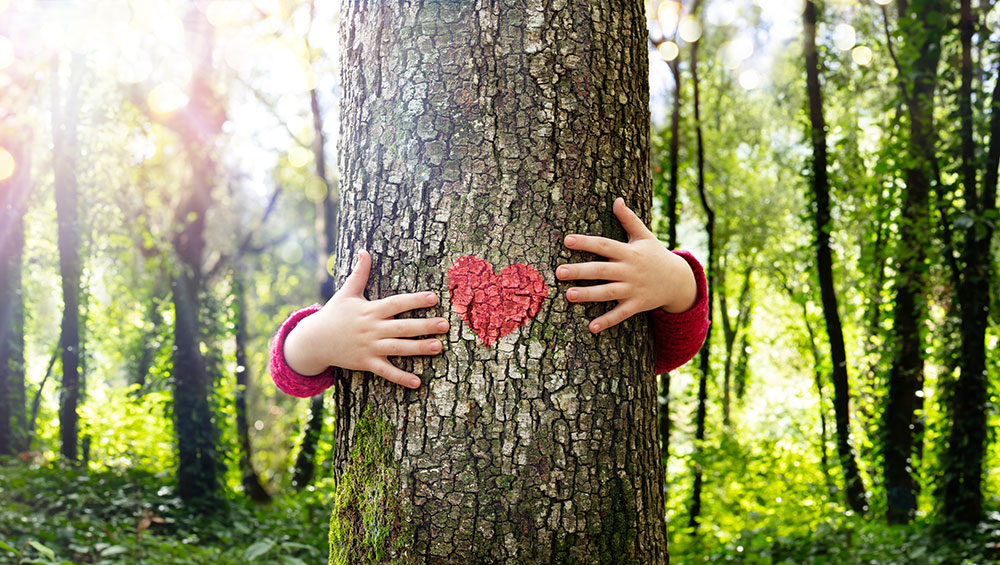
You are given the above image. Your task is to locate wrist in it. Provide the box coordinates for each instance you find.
[283,314,331,377]
[660,251,698,314]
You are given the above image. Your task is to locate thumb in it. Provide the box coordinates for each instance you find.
[614,197,654,241]
[340,250,372,296]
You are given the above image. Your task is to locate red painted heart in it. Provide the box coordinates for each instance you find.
[447,256,548,346]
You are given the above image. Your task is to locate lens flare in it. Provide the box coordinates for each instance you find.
[678,16,702,43]
[0,147,15,182]
[0,36,14,71]
[147,83,189,117]
[658,41,679,62]
[852,45,873,66]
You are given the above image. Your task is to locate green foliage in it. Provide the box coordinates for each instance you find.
[0,461,327,564]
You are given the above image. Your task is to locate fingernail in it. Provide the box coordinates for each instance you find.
[590,322,601,333]
[565,236,577,247]
[567,289,578,301]
[437,320,449,332]
[426,292,437,305]
[410,378,421,388]
[557,266,569,279]
[430,340,442,353]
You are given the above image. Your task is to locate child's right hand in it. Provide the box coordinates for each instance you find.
[282,250,448,389]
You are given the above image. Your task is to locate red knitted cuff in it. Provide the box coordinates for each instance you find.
[650,250,711,374]
[269,304,338,398]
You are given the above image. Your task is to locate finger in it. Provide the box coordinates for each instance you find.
[379,317,450,338]
[340,250,372,296]
[370,359,421,389]
[589,302,636,333]
[374,338,443,357]
[556,261,624,282]
[566,282,628,304]
[564,234,628,260]
[373,291,439,317]
[613,197,654,241]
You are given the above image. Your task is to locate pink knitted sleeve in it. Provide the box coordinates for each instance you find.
[650,250,710,374]
[269,304,338,398]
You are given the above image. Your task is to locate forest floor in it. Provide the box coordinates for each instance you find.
[1,460,997,564]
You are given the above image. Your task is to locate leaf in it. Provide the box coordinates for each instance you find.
[28,541,55,558]
[244,539,276,561]
[0,540,19,556]
[100,545,128,557]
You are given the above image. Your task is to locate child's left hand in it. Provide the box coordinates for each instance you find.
[557,197,698,333]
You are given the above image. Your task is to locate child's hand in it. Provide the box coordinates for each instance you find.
[283,250,448,389]
[557,197,698,333]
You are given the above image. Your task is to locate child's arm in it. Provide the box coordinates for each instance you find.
[273,250,448,396]
[557,197,709,372]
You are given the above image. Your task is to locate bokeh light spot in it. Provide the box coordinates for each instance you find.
[833,24,856,51]
[739,69,761,90]
[147,83,189,117]
[678,16,702,43]
[657,1,682,36]
[852,45,873,66]
[288,145,312,168]
[987,6,999,31]
[722,36,754,69]
[206,1,241,28]
[658,41,679,62]
[0,35,14,71]
[0,147,15,182]
[874,0,892,5]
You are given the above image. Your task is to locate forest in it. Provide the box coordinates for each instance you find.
[1,0,999,563]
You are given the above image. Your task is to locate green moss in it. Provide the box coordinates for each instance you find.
[594,475,640,564]
[328,409,411,565]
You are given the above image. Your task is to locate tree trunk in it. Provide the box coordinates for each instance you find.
[233,268,272,503]
[657,35,684,492]
[329,1,666,561]
[941,0,998,526]
[171,1,222,503]
[688,0,712,532]
[803,0,868,516]
[0,136,30,456]
[291,83,340,490]
[53,54,84,463]
[883,0,944,524]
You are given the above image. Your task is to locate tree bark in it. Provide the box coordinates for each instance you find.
[688,0,712,532]
[803,0,868,516]
[0,136,30,456]
[52,54,84,463]
[883,0,944,524]
[329,1,666,561]
[941,0,997,526]
[170,1,223,503]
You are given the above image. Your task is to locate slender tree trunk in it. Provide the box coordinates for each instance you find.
[0,136,30,456]
[941,1,998,525]
[329,1,666,561]
[291,82,339,489]
[233,269,272,503]
[53,54,84,463]
[688,0,712,532]
[718,261,752,428]
[803,0,867,516]
[657,40,683,489]
[171,1,222,503]
[883,0,944,523]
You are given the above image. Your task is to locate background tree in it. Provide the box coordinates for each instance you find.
[803,0,868,516]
